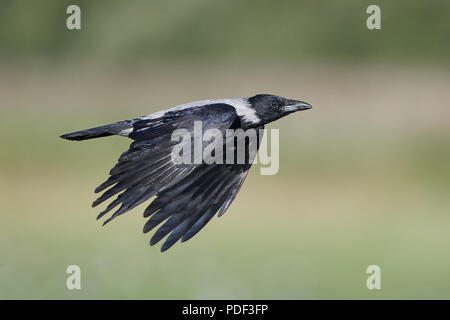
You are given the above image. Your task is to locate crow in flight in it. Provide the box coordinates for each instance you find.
[61,94,311,251]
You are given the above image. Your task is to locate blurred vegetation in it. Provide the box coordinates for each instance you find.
[0,0,450,65]
[1,1,450,299]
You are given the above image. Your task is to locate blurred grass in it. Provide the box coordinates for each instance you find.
[1,0,450,299]
[1,0,450,65]
[1,65,450,299]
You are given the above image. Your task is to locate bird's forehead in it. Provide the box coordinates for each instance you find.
[248,94,284,105]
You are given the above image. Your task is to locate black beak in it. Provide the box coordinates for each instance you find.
[282,100,312,113]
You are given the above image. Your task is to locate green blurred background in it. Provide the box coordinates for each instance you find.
[1,0,450,299]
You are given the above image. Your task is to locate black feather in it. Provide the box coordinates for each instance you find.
[60,120,133,141]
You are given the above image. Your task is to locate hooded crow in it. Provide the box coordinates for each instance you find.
[61,94,311,251]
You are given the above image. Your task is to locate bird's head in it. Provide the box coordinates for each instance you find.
[247,94,312,125]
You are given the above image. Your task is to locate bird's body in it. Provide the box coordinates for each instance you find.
[61,94,311,251]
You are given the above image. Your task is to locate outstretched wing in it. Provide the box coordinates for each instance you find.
[94,102,263,251]
[94,103,238,224]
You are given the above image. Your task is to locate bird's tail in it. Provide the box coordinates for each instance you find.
[60,120,133,141]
